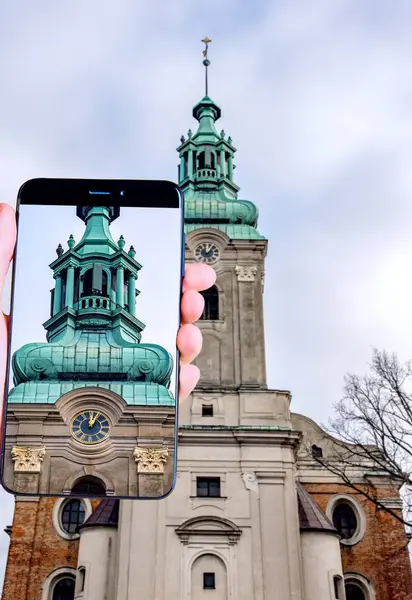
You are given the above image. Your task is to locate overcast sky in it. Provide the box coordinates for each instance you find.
[1,0,412,586]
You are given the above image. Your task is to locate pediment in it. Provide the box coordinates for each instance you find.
[175,516,241,545]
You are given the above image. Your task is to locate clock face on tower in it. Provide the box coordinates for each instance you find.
[194,242,220,264]
[70,410,111,444]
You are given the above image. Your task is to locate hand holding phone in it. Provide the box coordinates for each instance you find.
[0,180,215,500]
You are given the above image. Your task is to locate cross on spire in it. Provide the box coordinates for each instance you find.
[201,37,212,95]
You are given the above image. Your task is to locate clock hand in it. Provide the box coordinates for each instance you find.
[90,412,100,427]
[205,244,211,252]
[88,412,95,428]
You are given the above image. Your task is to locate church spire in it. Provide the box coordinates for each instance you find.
[177,41,263,241]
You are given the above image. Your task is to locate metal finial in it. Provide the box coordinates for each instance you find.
[201,37,212,96]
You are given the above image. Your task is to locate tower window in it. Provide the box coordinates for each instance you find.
[311,445,323,458]
[345,583,366,600]
[202,404,213,417]
[333,575,344,599]
[196,477,221,498]
[60,499,86,534]
[200,285,219,320]
[77,567,86,593]
[332,503,358,539]
[203,573,216,589]
[81,265,108,297]
[52,577,75,600]
[71,475,106,496]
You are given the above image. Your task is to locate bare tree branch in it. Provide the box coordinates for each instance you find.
[307,349,412,532]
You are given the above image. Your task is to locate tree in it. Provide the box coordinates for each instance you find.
[313,349,412,532]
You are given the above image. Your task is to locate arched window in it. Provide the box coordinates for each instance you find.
[345,583,366,600]
[81,266,108,298]
[82,269,93,297]
[200,286,219,320]
[60,499,86,534]
[71,475,106,496]
[333,503,357,539]
[52,577,75,600]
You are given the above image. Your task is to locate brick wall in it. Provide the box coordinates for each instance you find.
[1,498,99,600]
[305,483,412,600]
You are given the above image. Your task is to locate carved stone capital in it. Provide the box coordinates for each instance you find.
[235,265,257,282]
[133,447,169,474]
[11,446,46,473]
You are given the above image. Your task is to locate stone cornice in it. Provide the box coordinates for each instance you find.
[178,426,301,448]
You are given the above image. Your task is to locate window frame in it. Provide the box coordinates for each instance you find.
[203,572,216,590]
[52,498,92,541]
[344,573,375,600]
[41,567,77,600]
[326,494,366,546]
[196,477,221,498]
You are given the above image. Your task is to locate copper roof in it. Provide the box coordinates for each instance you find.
[297,483,339,535]
[79,499,119,530]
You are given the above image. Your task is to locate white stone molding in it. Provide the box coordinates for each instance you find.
[176,518,240,600]
[175,515,242,546]
[133,447,169,473]
[11,446,46,473]
[52,497,92,541]
[377,497,404,510]
[41,566,77,600]
[56,386,126,429]
[344,572,376,600]
[241,472,259,496]
[235,265,258,282]
[326,494,366,546]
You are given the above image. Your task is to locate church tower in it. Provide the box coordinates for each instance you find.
[111,49,312,600]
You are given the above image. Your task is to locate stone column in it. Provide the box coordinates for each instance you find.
[235,265,263,386]
[65,265,75,308]
[133,447,169,497]
[180,154,185,180]
[116,266,124,307]
[188,150,194,177]
[228,154,233,179]
[11,446,46,495]
[53,274,63,315]
[220,149,226,176]
[128,274,136,316]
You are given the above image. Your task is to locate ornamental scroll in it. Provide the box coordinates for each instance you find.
[133,447,169,474]
[11,446,46,473]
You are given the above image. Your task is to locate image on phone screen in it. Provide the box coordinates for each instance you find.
[1,179,183,500]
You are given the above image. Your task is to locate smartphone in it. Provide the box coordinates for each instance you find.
[0,178,183,500]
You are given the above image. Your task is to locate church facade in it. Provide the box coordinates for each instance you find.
[1,89,411,600]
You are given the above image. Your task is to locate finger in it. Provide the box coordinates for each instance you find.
[181,289,204,324]
[183,263,216,293]
[179,364,200,401]
[177,323,202,364]
[0,204,16,301]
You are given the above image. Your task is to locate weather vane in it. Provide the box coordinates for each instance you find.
[201,37,212,96]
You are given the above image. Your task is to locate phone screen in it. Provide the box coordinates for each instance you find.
[1,179,183,500]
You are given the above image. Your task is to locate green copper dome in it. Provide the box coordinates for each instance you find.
[178,94,264,240]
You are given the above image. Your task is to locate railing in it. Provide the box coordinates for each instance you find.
[195,168,218,179]
[75,295,116,311]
